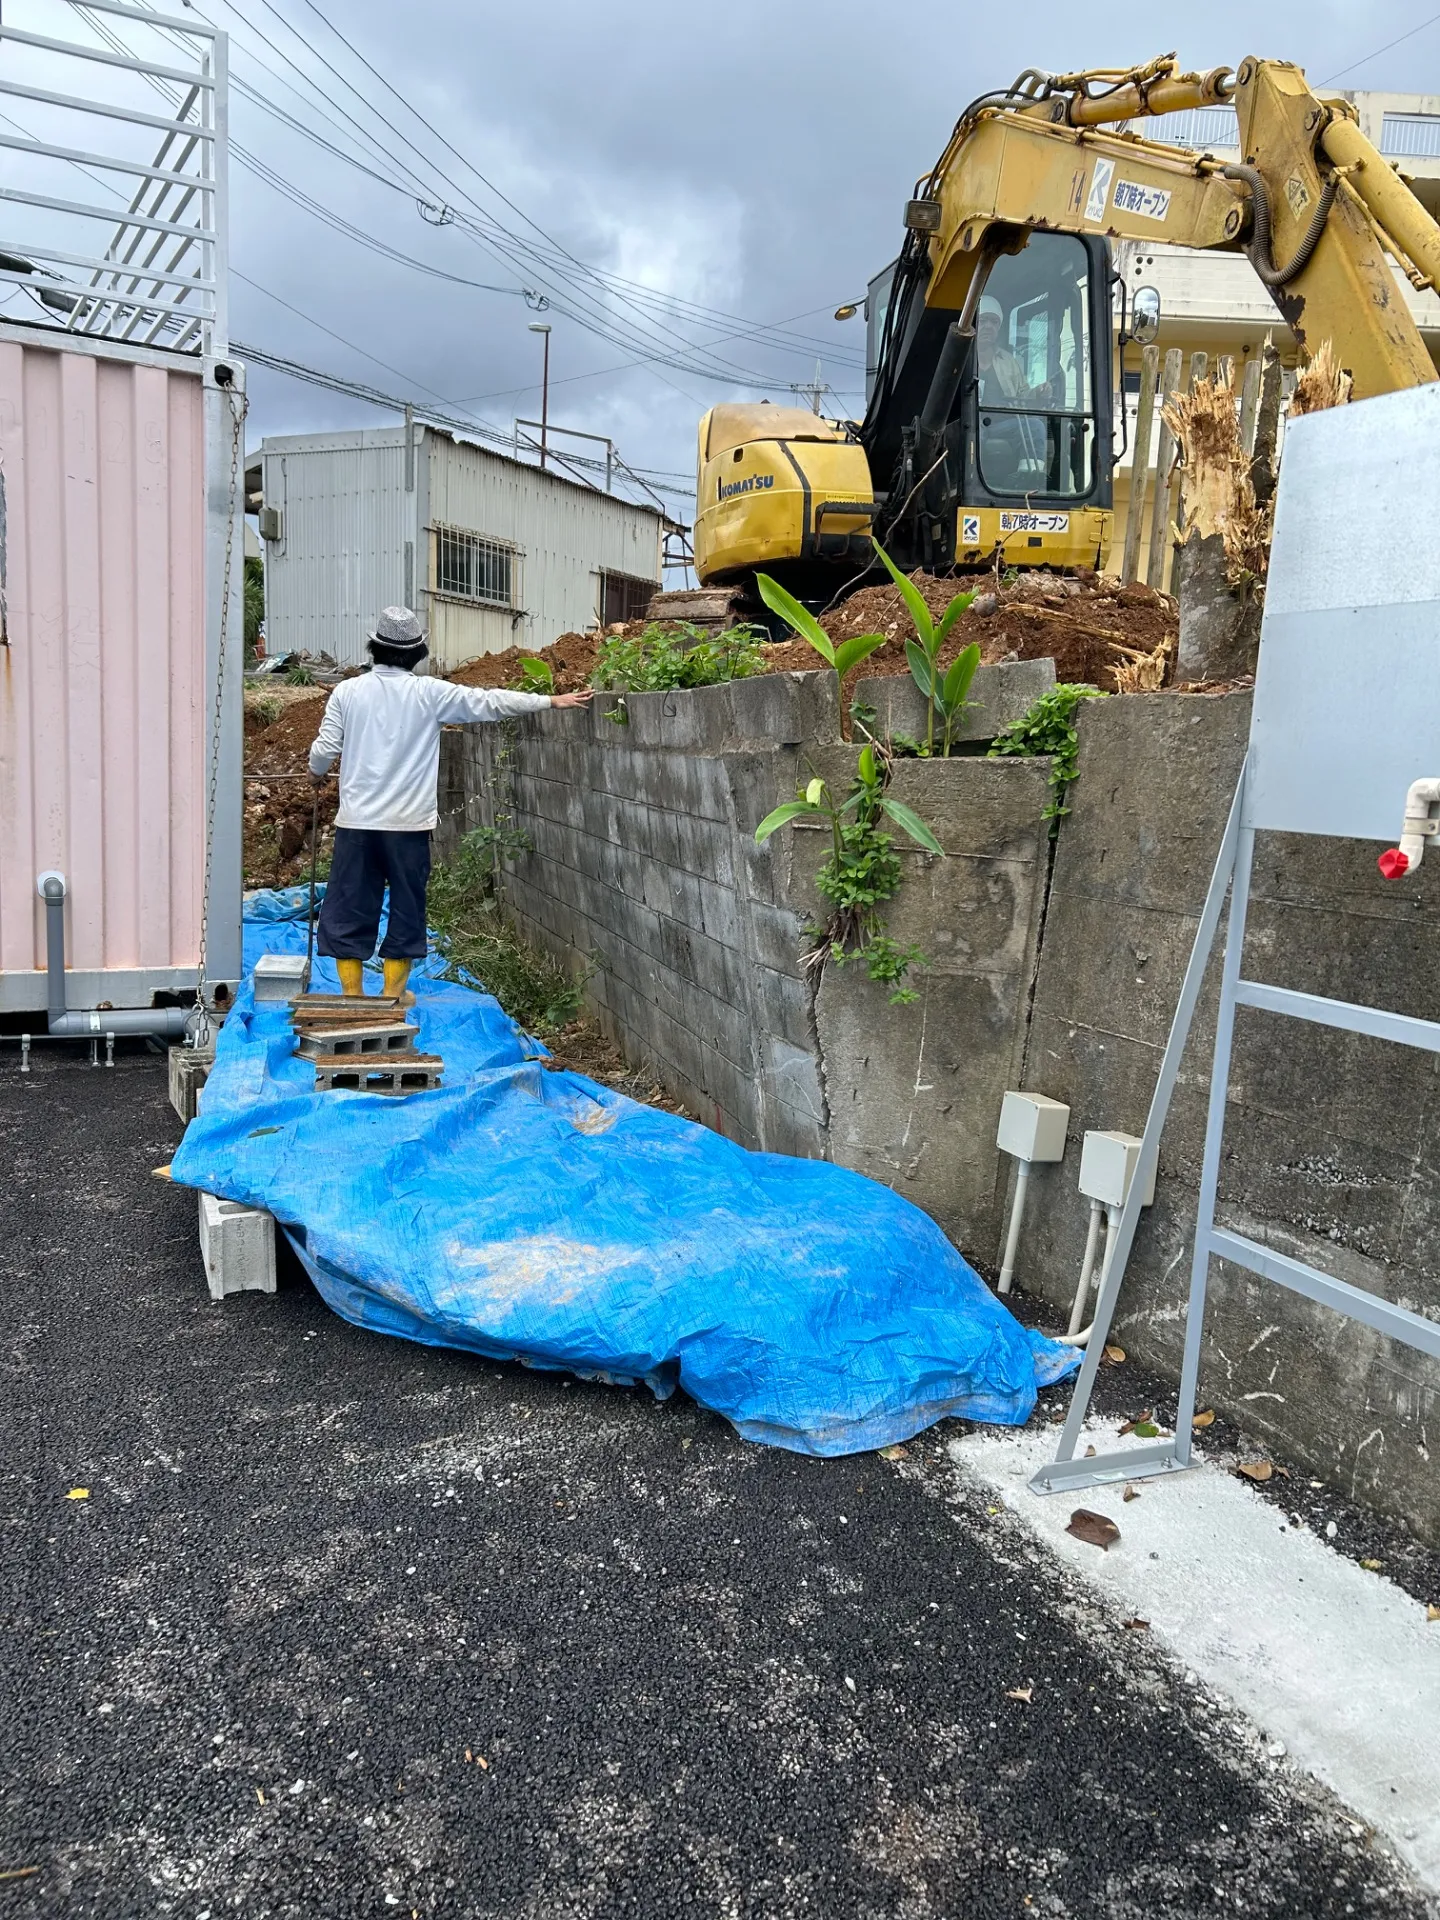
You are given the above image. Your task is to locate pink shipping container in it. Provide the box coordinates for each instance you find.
[0,335,208,1010]
[0,7,241,1029]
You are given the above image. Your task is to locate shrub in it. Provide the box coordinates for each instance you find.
[427,827,587,1035]
[590,621,766,694]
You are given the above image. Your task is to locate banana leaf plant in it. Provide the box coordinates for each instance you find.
[871,539,979,755]
[755,743,945,863]
[754,573,886,689]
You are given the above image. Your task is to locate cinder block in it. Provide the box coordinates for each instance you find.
[253,953,308,1001]
[168,1045,212,1123]
[198,1190,277,1301]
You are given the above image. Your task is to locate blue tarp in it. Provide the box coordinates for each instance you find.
[174,890,1078,1454]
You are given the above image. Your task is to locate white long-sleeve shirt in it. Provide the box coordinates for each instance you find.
[308,666,551,832]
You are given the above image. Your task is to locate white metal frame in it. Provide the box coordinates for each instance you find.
[1033,382,1440,1497]
[0,0,226,356]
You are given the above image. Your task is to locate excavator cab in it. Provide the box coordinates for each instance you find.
[861,228,1115,576]
[694,228,1115,602]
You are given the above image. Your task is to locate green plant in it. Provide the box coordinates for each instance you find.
[428,827,587,1035]
[243,554,264,662]
[870,538,978,755]
[512,656,555,695]
[754,575,885,694]
[755,742,945,1003]
[284,661,315,687]
[246,691,284,729]
[987,682,1107,821]
[590,621,765,694]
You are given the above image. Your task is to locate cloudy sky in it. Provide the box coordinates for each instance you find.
[8,0,1440,524]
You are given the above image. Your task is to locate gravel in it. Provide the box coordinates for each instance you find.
[2,1050,1434,1919]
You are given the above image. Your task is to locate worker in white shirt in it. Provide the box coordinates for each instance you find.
[308,606,592,1001]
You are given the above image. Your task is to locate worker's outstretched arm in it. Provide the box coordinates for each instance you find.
[427,683,592,723]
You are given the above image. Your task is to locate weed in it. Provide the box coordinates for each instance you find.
[512,656,555,695]
[591,621,765,694]
[284,661,315,687]
[987,682,1107,821]
[871,539,978,754]
[246,691,284,729]
[428,827,587,1035]
[755,742,944,1003]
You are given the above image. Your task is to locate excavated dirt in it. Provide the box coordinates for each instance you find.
[243,689,334,890]
[760,568,1178,698]
[446,628,615,693]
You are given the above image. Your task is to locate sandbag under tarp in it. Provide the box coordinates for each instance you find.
[173,902,1078,1454]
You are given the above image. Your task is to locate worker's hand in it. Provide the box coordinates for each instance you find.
[551,689,595,710]
[310,770,329,789]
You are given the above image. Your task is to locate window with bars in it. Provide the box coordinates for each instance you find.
[599,571,657,625]
[434,527,516,607]
[1151,107,1239,151]
[1381,113,1440,159]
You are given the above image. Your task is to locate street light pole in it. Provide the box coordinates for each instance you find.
[528,321,552,470]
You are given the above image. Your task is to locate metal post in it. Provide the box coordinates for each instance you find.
[528,322,552,469]
[1121,342,1159,585]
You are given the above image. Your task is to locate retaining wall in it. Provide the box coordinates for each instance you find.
[437,672,1440,1544]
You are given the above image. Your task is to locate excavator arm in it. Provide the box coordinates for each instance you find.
[912,54,1440,400]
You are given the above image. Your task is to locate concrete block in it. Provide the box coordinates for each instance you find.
[253,953,308,1002]
[168,1045,212,1123]
[851,658,1056,746]
[198,1190,277,1301]
[728,670,841,746]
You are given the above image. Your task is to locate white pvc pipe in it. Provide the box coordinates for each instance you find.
[1384,776,1440,876]
[1059,1202,1120,1348]
[1065,1197,1105,1336]
[996,1158,1031,1295]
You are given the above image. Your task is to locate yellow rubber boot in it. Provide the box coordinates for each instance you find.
[336,958,366,998]
[382,958,415,1006]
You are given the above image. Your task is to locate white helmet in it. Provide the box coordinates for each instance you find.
[977,294,1004,324]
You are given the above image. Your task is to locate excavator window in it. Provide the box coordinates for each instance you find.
[973,232,1095,501]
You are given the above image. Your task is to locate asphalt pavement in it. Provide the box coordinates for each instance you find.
[2,1050,1434,1919]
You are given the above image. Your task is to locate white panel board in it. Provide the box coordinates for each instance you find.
[1248,384,1440,842]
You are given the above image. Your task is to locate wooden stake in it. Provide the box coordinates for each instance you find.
[1121,343,1160,585]
[1145,348,1184,591]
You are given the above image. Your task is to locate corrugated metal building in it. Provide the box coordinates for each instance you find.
[257,424,665,670]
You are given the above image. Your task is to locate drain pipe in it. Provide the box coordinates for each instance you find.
[37,872,189,1039]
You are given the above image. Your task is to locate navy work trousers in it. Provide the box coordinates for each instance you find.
[316,827,431,960]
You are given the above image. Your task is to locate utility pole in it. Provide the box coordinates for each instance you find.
[528,321,552,469]
[790,358,827,415]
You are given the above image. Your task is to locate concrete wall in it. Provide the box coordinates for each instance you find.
[1014,692,1440,1545]
[439,661,1056,1254]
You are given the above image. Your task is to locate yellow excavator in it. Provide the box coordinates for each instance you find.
[694,54,1440,605]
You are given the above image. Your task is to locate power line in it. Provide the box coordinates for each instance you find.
[237,340,695,500]
[1319,9,1440,85]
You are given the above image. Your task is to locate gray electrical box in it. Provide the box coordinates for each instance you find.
[258,503,283,542]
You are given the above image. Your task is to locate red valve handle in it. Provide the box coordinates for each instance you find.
[1379,848,1410,880]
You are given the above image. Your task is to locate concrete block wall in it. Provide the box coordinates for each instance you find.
[1014,691,1440,1545]
[438,665,1055,1250]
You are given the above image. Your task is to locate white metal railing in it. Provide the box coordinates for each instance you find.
[0,0,227,354]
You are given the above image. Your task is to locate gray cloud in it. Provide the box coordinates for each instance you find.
[225,0,1424,510]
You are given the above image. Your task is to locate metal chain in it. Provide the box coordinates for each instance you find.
[188,381,247,1049]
